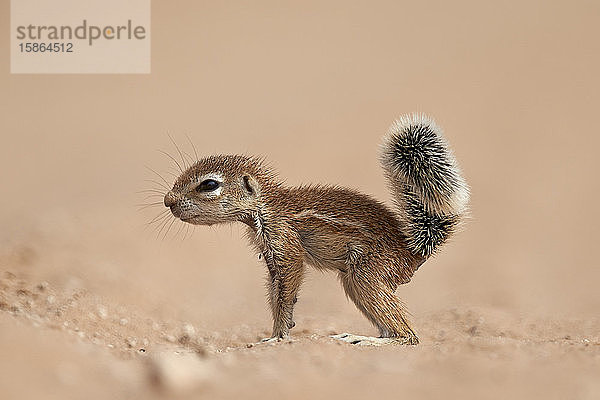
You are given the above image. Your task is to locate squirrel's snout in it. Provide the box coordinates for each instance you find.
[164,191,178,208]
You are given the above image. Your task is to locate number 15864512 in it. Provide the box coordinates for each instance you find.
[19,42,73,53]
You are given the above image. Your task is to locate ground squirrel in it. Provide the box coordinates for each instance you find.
[162,114,469,345]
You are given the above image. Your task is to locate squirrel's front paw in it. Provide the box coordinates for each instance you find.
[259,336,282,344]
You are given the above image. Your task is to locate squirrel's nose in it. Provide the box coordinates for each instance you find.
[164,191,178,208]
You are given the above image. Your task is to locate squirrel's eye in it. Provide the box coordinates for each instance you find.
[196,179,220,192]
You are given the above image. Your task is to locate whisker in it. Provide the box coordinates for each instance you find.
[137,202,164,211]
[168,134,190,171]
[182,149,196,166]
[144,215,168,233]
[164,168,181,179]
[158,149,184,174]
[137,201,163,206]
[145,166,171,189]
[137,189,166,195]
[145,179,170,192]
[148,214,168,234]
[185,133,199,162]
[183,223,191,241]
[140,195,164,202]
[184,152,195,166]
[180,223,187,240]
[175,220,185,238]
[140,192,164,198]
[148,210,169,225]
[146,217,169,234]
[156,214,174,238]
[162,217,177,240]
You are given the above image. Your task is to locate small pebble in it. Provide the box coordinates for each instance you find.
[183,324,196,337]
[164,334,177,343]
[97,305,108,319]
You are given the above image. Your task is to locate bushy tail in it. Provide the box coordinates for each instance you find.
[380,113,469,258]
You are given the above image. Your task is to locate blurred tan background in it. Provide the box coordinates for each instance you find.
[1,1,599,399]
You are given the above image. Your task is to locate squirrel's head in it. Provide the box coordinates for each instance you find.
[163,155,271,226]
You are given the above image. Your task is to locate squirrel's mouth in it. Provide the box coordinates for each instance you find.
[179,215,217,227]
[180,215,205,225]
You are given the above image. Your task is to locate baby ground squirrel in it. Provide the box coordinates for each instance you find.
[162,114,469,345]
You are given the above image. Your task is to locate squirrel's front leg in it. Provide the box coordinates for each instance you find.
[262,235,304,339]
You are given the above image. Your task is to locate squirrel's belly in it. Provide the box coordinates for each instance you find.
[299,230,358,272]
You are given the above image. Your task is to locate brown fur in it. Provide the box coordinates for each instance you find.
[164,154,426,343]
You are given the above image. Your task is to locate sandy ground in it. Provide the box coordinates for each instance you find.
[1,252,600,400]
[1,210,599,400]
[2,0,600,399]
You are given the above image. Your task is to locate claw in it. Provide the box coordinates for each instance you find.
[252,336,295,346]
[330,333,417,346]
[260,337,282,344]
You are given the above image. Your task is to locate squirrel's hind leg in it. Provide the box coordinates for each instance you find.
[337,268,419,345]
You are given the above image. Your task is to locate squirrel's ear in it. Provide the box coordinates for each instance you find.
[242,175,260,196]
